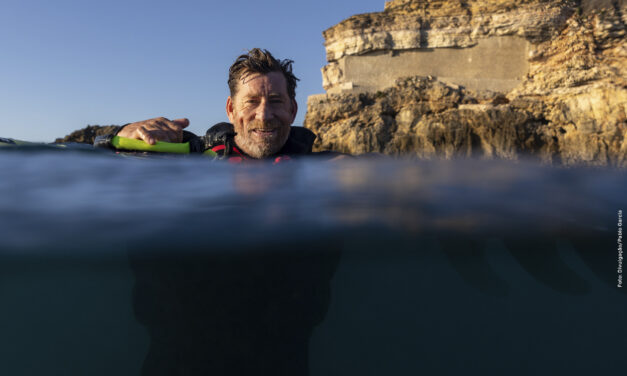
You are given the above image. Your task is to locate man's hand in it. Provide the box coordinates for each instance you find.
[117,117,190,145]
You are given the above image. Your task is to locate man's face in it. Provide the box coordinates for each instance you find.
[226,71,297,158]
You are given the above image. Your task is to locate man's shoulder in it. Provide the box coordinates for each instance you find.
[280,126,317,155]
[203,122,237,149]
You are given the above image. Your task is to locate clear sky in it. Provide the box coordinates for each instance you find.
[0,0,385,142]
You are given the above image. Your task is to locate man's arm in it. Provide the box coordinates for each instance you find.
[117,117,190,145]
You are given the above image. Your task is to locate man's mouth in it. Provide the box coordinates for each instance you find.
[251,128,278,138]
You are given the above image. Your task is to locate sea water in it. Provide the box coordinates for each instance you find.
[0,149,625,375]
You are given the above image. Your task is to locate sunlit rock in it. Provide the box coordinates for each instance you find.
[305,0,627,166]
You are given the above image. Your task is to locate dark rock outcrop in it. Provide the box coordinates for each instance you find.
[55,125,121,144]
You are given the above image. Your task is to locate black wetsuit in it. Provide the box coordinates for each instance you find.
[114,122,343,375]
[130,245,341,376]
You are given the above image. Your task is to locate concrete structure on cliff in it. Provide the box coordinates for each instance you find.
[324,36,530,94]
[305,0,627,166]
[320,0,555,94]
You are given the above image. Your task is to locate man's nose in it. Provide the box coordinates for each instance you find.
[256,100,273,121]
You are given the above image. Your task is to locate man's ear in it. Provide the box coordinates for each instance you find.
[290,98,298,124]
[226,96,235,124]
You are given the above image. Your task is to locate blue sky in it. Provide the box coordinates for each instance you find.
[0,0,385,142]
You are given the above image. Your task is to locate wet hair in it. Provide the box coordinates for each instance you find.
[228,48,299,100]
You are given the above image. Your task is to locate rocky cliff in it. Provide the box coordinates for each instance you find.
[304,0,627,166]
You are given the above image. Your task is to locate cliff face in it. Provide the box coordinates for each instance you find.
[305,0,627,166]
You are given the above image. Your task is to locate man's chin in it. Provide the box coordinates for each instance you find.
[235,128,290,159]
[250,132,282,147]
[236,138,284,159]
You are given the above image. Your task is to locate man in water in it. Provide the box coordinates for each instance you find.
[113,49,341,376]
[109,48,321,161]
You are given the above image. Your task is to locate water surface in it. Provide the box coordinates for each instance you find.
[0,150,624,375]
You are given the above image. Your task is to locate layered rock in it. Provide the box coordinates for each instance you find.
[305,0,627,166]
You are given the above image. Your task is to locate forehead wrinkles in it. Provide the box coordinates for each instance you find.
[240,71,263,86]
[238,72,285,98]
[240,73,266,92]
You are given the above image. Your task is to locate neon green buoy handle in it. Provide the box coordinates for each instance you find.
[111,136,191,154]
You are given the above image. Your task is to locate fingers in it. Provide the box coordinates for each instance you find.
[138,127,184,144]
[154,117,188,142]
[172,118,189,129]
[119,117,189,144]
[137,126,156,145]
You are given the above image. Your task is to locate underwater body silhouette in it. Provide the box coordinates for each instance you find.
[0,152,624,375]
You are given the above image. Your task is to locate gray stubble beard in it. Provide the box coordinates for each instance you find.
[234,120,290,159]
